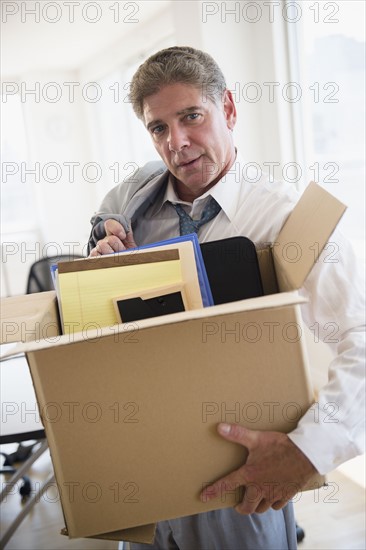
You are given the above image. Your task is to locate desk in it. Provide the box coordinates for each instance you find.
[0,345,54,548]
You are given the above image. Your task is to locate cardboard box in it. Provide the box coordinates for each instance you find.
[0,182,346,543]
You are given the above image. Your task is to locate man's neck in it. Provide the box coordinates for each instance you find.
[173,178,217,203]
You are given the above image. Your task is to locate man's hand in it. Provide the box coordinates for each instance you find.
[201,423,317,515]
[89,220,137,256]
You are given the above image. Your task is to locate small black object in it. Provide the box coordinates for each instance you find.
[117,291,185,323]
[200,237,264,305]
[1,442,38,466]
[296,523,305,543]
[19,476,32,498]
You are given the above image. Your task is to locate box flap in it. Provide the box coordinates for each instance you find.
[0,291,59,344]
[273,182,346,291]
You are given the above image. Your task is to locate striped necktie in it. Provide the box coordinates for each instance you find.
[170,196,221,236]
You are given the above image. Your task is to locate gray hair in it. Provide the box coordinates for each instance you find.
[129,46,227,120]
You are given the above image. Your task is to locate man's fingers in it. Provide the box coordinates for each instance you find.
[235,483,266,515]
[253,499,272,515]
[201,470,275,515]
[200,425,299,514]
[105,219,137,249]
[217,423,258,449]
[89,228,136,257]
[93,237,125,256]
[106,236,128,252]
[89,247,100,257]
[201,425,309,515]
[201,468,247,503]
[201,469,290,515]
[200,424,258,504]
[271,499,288,511]
[236,496,270,516]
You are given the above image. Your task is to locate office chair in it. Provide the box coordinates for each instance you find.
[26,254,84,293]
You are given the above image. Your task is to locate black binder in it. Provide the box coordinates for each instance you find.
[200,237,263,305]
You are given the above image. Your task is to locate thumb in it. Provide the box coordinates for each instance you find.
[105,219,127,240]
[105,219,137,248]
[217,423,258,449]
[123,226,137,248]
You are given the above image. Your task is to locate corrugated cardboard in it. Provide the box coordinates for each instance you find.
[273,182,346,291]
[0,290,59,343]
[0,182,346,542]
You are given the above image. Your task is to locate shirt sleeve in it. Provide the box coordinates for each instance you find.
[288,229,365,474]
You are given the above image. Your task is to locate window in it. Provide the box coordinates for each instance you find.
[89,65,160,202]
[294,1,365,260]
[1,93,42,296]
[1,93,36,233]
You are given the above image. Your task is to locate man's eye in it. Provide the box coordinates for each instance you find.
[186,113,200,121]
[152,125,164,135]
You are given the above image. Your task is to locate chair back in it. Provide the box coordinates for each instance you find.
[26,255,84,293]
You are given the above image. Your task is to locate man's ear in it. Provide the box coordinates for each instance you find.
[223,89,237,130]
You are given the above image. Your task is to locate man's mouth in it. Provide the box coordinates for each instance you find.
[177,156,202,169]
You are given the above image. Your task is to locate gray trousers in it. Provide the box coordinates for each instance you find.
[130,504,297,550]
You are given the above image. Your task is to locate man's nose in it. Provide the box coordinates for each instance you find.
[167,126,190,152]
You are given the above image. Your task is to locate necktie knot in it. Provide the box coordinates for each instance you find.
[170,197,221,236]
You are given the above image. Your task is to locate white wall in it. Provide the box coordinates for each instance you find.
[23,71,95,247]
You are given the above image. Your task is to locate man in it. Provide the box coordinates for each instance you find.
[88,47,365,549]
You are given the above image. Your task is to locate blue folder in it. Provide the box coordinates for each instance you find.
[128,233,214,307]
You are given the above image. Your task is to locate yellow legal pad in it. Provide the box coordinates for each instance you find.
[56,243,203,335]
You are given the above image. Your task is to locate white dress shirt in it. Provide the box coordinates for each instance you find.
[134,152,365,475]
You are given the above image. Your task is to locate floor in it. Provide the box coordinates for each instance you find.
[293,470,366,550]
[1,445,365,550]
[0,444,118,550]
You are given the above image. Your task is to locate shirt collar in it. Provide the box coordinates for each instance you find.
[148,151,245,222]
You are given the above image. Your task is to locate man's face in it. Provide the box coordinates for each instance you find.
[142,83,237,201]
